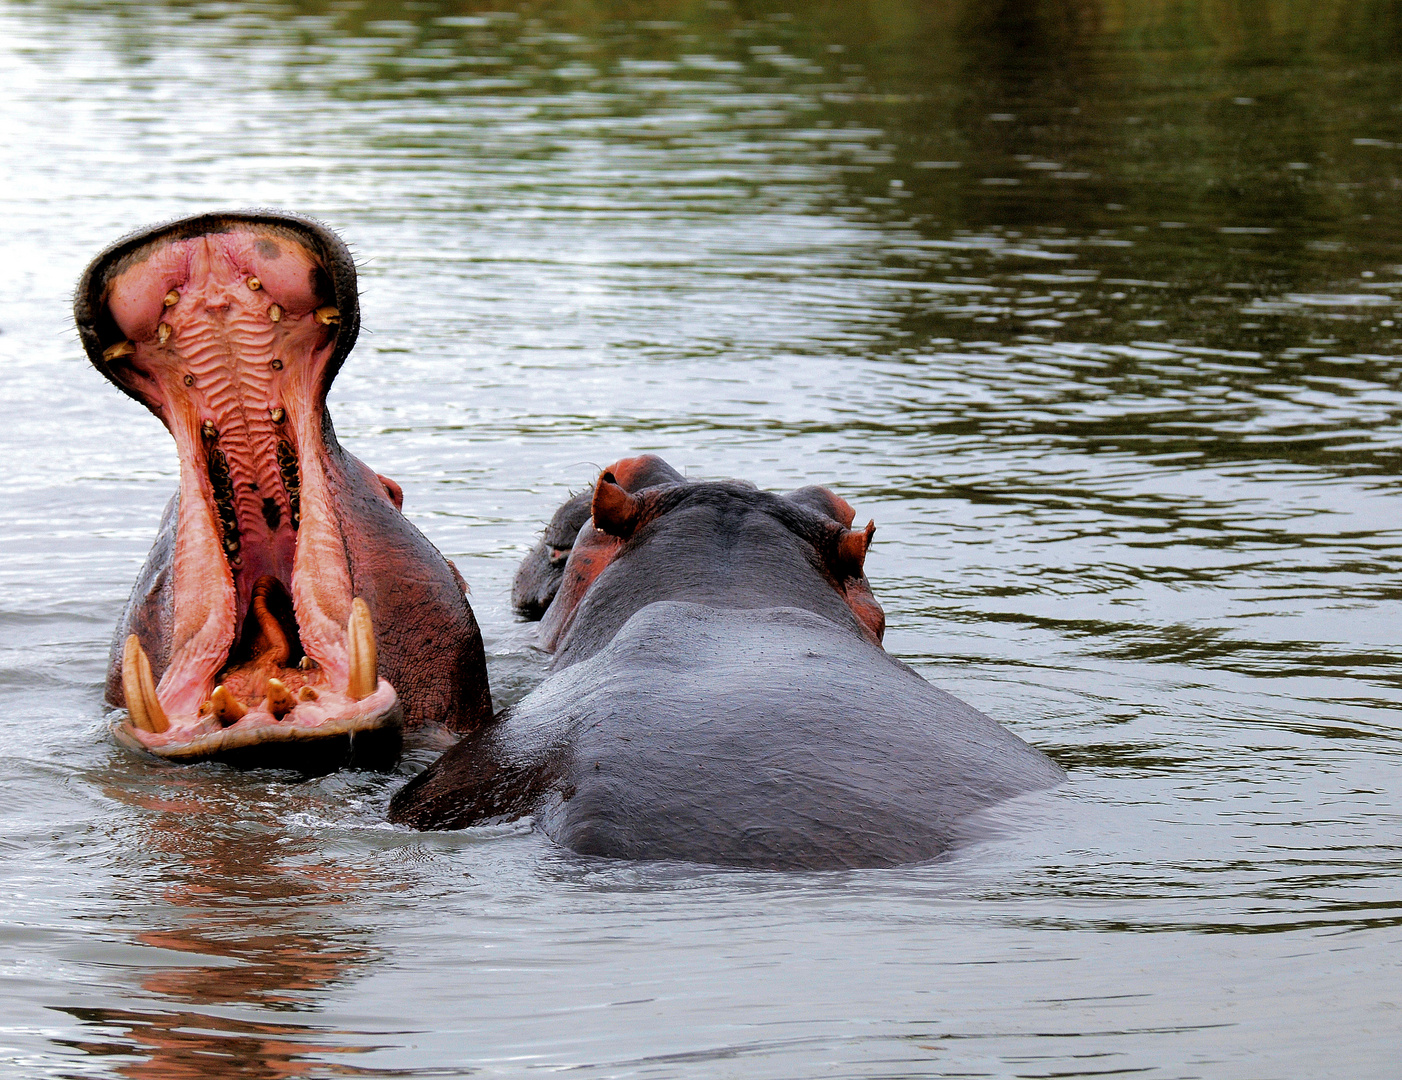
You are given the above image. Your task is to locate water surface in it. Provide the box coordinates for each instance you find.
[1,1,1399,1076]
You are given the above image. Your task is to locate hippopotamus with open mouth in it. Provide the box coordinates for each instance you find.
[75,211,492,769]
[390,456,1064,869]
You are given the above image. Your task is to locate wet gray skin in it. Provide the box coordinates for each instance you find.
[392,463,1065,868]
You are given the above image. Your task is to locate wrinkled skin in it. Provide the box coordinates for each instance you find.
[75,211,491,769]
[390,456,1064,869]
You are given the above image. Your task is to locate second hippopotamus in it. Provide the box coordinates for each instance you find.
[390,456,1064,869]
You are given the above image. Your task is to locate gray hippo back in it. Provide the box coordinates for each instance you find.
[390,457,1064,868]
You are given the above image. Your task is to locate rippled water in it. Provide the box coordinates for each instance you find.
[2,1,1400,1075]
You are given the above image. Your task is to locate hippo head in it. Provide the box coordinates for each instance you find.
[510,454,685,619]
[75,211,491,768]
[537,456,886,664]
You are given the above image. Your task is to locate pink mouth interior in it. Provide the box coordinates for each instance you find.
[102,225,394,746]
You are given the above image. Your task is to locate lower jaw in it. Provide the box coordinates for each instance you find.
[118,570,404,768]
[115,680,403,771]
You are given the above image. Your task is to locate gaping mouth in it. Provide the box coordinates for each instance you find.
[77,212,402,764]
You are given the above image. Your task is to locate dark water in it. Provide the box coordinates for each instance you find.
[2,1,1400,1075]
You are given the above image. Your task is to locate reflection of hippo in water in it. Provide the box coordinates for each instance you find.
[391,456,1064,869]
[75,212,493,769]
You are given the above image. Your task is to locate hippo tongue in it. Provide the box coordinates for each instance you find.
[78,215,386,739]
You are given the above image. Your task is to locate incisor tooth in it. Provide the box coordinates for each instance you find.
[163,289,179,307]
[298,686,319,702]
[265,678,296,719]
[102,340,136,361]
[210,684,246,727]
[314,306,340,326]
[247,276,261,291]
[157,322,172,345]
[346,597,377,701]
[121,635,169,734]
[268,303,283,323]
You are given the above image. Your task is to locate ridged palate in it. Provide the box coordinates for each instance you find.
[175,313,299,587]
[102,229,342,714]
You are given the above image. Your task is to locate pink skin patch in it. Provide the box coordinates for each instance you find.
[539,521,626,652]
[100,226,397,748]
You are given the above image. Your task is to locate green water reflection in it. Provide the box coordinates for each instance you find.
[5,1,1402,1075]
[34,0,1402,367]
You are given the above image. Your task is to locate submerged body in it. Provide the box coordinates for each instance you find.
[391,457,1064,868]
[76,211,492,768]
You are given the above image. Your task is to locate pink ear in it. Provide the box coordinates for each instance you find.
[825,491,857,527]
[836,520,876,575]
[377,474,404,510]
[591,471,644,537]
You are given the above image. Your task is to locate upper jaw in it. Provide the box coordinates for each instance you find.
[74,209,361,406]
[78,211,402,764]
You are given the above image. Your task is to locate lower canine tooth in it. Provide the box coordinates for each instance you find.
[102,340,136,361]
[121,635,169,734]
[346,597,377,701]
[210,684,247,727]
[265,678,296,719]
[314,306,340,326]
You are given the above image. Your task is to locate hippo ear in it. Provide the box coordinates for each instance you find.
[835,520,876,577]
[591,471,644,538]
[376,474,404,511]
[786,485,856,527]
